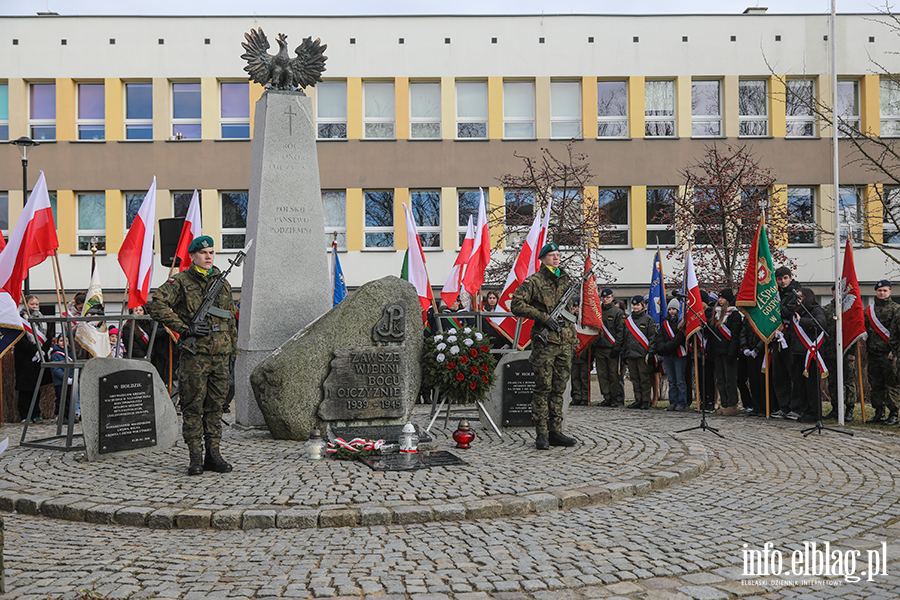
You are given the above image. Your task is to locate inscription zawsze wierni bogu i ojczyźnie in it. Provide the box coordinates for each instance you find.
[319,347,406,421]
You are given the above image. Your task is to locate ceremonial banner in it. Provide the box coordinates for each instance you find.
[331,240,347,306]
[118,176,156,309]
[680,250,706,341]
[575,255,603,356]
[840,238,867,351]
[401,203,434,322]
[648,250,665,327]
[736,217,781,343]
[75,266,111,358]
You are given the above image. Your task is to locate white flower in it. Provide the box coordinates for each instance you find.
[463,327,472,334]
[434,334,444,342]
[447,335,457,343]
[474,332,483,341]
[464,338,474,346]
[436,343,447,351]
[436,353,445,362]
[449,346,460,355]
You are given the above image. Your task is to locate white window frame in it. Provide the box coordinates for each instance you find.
[124,81,153,140]
[220,191,248,251]
[171,81,201,140]
[691,80,722,137]
[363,82,395,139]
[786,78,816,138]
[644,80,676,138]
[409,82,441,140]
[739,79,769,137]
[219,81,250,139]
[883,186,900,245]
[880,78,900,137]
[503,81,535,139]
[550,80,582,139]
[596,188,630,248]
[123,192,145,232]
[363,190,395,250]
[316,80,348,140]
[646,187,676,246]
[76,82,105,141]
[838,185,864,246]
[787,186,818,247]
[503,189,535,249]
[322,190,347,251]
[457,189,481,248]
[596,80,629,139]
[29,82,56,141]
[76,192,106,254]
[409,189,442,250]
[456,81,488,139]
[837,80,860,137]
[0,193,8,240]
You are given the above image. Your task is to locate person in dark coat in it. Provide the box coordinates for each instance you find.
[656,298,688,410]
[739,317,767,416]
[623,296,658,410]
[49,334,76,421]
[15,295,50,423]
[709,288,743,416]
[770,266,802,418]
[787,287,828,422]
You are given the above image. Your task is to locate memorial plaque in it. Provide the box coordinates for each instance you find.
[502,359,535,427]
[359,450,467,471]
[98,370,157,454]
[319,347,406,421]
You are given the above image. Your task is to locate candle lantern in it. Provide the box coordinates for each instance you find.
[453,420,475,449]
[304,428,327,460]
[398,423,419,453]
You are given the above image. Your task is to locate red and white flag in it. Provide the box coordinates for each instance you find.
[402,203,434,322]
[118,177,157,309]
[460,188,490,304]
[681,250,706,341]
[533,194,552,274]
[575,255,603,356]
[174,189,201,272]
[840,238,867,351]
[441,214,474,308]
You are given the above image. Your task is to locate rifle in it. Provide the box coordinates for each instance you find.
[535,268,594,344]
[181,240,253,355]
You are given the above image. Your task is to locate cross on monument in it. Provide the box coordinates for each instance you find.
[284,105,298,136]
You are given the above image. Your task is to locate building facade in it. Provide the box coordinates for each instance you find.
[1,11,900,303]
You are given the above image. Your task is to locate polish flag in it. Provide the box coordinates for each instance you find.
[118,177,157,309]
[402,203,434,321]
[461,188,490,305]
[681,250,706,341]
[442,214,474,308]
[174,189,202,272]
[533,194,552,274]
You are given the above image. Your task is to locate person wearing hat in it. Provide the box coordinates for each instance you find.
[511,242,579,450]
[595,288,626,407]
[622,295,657,409]
[149,235,238,475]
[656,298,688,411]
[708,288,743,416]
[864,280,900,425]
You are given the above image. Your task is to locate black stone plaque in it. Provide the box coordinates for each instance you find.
[359,450,467,471]
[330,424,432,445]
[99,370,157,454]
[319,347,406,420]
[502,359,534,427]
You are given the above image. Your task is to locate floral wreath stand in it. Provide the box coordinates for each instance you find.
[425,388,502,436]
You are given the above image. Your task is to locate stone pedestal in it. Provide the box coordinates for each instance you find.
[483,350,571,430]
[236,90,331,427]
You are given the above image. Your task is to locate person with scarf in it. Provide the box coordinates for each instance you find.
[656,298,688,411]
[864,280,900,425]
[787,287,828,422]
[709,288,743,416]
[622,295,657,410]
[15,295,51,423]
[595,288,626,407]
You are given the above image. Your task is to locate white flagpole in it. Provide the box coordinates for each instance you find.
[832,0,845,424]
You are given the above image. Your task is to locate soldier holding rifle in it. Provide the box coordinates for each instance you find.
[149,236,241,475]
[511,242,580,450]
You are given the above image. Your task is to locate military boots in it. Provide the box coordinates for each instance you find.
[188,451,204,476]
[845,404,854,422]
[873,407,887,423]
[204,441,234,473]
[885,409,899,426]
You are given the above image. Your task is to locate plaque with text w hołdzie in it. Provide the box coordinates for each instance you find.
[502,359,535,427]
[319,347,406,421]
[99,370,157,454]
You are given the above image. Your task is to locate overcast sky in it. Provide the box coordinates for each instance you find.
[0,0,892,16]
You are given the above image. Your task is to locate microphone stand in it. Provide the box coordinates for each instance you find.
[794,297,853,438]
[675,296,725,439]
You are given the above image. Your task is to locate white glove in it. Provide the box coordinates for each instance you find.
[743,349,753,357]
[750,350,758,358]
[67,377,73,385]
[32,352,41,362]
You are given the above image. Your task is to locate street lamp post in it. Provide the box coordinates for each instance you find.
[7,136,40,297]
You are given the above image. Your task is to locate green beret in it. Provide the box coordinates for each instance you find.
[538,242,559,259]
[188,235,214,253]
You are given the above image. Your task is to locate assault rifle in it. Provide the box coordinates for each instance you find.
[535,268,594,344]
[181,239,253,355]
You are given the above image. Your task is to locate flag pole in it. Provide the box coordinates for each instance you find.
[856,344,867,423]
[831,0,845,425]
[764,342,770,418]
[692,337,700,409]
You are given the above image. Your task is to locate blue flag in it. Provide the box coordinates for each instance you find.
[648,250,666,327]
[332,241,348,306]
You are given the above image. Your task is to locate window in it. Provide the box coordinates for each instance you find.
[596,188,629,246]
[691,80,721,137]
[409,82,441,139]
[125,82,153,140]
[48,192,58,227]
[645,80,675,137]
[457,189,480,246]
[883,187,900,244]
[787,186,816,245]
[880,78,900,136]
[220,192,248,249]
[0,193,7,240]
[29,83,56,140]
[456,81,488,139]
[363,82,395,139]
[0,83,8,141]
[786,79,815,137]
[77,193,106,252]
[410,190,441,248]
[316,81,347,139]
[124,193,144,230]
[77,83,105,140]
[551,188,582,248]
[597,81,628,138]
[739,80,768,137]
[322,190,347,250]
[647,187,676,246]
[364,190,394,248]
[838,186,864,245]
[172,82,201,139]
[172,191,199,218]
[503,81,535,138]
[220,82,249,139]
[550,81,581,139]
[504,189,534,247]
[836,80,860,137]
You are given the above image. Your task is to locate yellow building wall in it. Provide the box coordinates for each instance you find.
[723,76,739,138]
[201,189,220,245]
[347,77,362,140]
[56,190,76,254]
[866,184,883,247]
[629,77,645,139]
[535,77,551,139]
[8,78,26,139]
[441,76,455,141]
[248,83,264,136]
[153,186,168,253]
[441,186,457,249]
[582,76,597,140]
[152,77,168,141]
[56,78,76,141]
[488,77,503,139]
[676,75,691,139]
[104,78,123,142]
[771,185,788,247]
[395,77,409,140]
[346,188,363,251]
[105,189,124,254]
[394,188,409,250]
[488,187,503,248]
[818,184,835,248]
[631,185,647,248]
[861,74,880,136]
[201,77,218,139]
[769,76,786,138]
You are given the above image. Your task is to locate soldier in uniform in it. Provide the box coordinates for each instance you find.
[569,298,591,406]
[822,285,859,422]
[595,288,625,407]
[623,296,658,410]
[149,236,238,475]
[511,242,579,450]
[864,280,900,425]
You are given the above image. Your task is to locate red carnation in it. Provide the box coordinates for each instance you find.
[469,381,477,389]
[481,345,489,352]
[481,364,488,372]
[447,362,456,370]
[456,372,465,381]
[460,355,469,364]
[469,349,478,357]
[482,375,489,383]
[471,366,479,374]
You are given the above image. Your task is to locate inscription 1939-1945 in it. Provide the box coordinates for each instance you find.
[319,347,406,421]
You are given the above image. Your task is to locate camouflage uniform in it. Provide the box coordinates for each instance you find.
[864,296,900,419]
[822,300,858,414]
[594,302,625,404]
[149,265,237,453]
[570,343,591,405]
[622,310,658,407]
[511,265,577,434]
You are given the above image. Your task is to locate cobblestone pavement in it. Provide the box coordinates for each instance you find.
[3,406,900,599]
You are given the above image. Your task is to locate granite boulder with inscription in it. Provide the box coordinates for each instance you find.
[250,276,424,441]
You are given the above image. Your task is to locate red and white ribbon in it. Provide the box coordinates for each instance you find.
[793,314,828,378]
[626,315,650,351]
[326,437,386,455]
[866,305,891,344]
[664,320,686,357]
